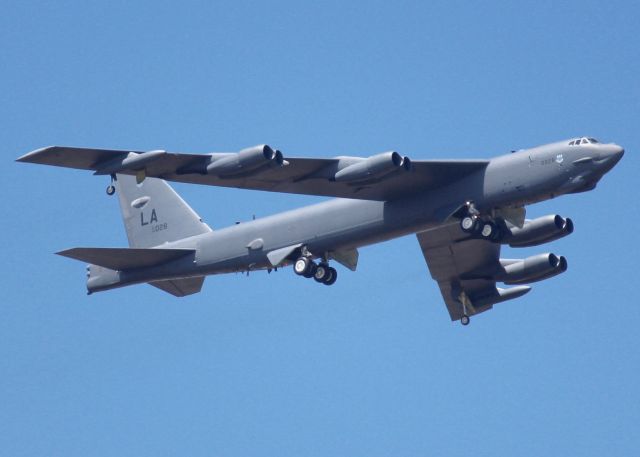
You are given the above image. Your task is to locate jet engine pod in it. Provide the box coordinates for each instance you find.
[206,144,283,177]
[506,214,574,247]
[499,253,568,285]
[334,151,411,182]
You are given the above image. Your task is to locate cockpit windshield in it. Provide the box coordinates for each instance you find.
[569,137,600,146]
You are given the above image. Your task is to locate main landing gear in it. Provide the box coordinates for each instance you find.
[293,255,337,286]
[459,203,502,242]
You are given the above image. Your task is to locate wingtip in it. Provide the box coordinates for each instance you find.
[55,248,78,258]
[16,146,56,163]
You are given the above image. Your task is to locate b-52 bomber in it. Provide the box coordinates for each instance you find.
[17,137,624,325]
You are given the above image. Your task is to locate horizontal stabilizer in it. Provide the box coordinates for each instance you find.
[57,247,195,270]
[149,276,205,297]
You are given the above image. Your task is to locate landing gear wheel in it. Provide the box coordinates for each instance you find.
[461,215,478,233]
[480,221,496,239]
[313,263,330,283]
[323,267,337,285]
[106,174,117,196]
[303,262,317,278]
[294,257,313,276]
[461,315,470,326]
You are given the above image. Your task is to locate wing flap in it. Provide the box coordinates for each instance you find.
[57,247,195,270]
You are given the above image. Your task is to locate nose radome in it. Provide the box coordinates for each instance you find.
[609,144,624,161]
[613,144,624,158]
[600,144,624,169]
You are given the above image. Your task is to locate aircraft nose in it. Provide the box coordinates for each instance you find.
[607,144,625,163]
[597,144,624,171]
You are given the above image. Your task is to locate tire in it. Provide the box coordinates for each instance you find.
[490,225,503,242]
[314,264,329,283]
[294,257,311,276]
[303,262,317,278]
[106,185,116,196]
[461,315,470,326]
[323,267,337,285]
[480,221,495,239]
[461,215,477,233]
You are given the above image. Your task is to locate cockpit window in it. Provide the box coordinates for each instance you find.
[569,137,600,146]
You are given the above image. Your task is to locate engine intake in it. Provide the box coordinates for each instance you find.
[206,144,283,177]
[498,253,568,285]
[506,214,574,247]
[333,151,411,182]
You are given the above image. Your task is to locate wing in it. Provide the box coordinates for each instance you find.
[416,222,531,322]
[17,146,489,201]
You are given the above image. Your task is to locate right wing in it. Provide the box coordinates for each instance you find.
[17,146,489,201]
[416,222,531,322]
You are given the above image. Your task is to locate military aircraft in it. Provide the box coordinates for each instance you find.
[17,137,623,325]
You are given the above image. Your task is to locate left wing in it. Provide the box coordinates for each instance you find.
[416,222,531,322]
[17,146,488,201]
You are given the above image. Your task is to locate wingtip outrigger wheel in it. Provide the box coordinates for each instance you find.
[106,174,116,196]
[459,292,471,326]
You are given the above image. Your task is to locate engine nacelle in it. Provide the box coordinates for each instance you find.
[206,144,283,177]
[498,253,568,285]
[506,214,574,247]
[333,151,411,182]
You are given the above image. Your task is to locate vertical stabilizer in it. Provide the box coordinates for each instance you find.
[115,174,212,248]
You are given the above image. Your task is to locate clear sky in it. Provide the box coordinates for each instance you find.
[2,1,639,456]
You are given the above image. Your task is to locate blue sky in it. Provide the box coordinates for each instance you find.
[2,1,639,455]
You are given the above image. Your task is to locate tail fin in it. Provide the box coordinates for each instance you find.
[115,174,212,248]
